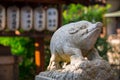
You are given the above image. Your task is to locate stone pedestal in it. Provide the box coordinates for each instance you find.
[35,75,54,80]
[35,59,117,80]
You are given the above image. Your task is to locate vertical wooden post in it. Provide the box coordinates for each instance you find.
[58,4,62,28]
[13,56,19,80]
[35,37,45,74]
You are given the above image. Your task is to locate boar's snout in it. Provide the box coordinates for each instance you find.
[96,22,103,28]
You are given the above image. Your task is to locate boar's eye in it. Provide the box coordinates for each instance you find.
[80,24,87,29]
[80,23,89,29]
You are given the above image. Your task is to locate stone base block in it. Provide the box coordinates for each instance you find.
[35,59,118,80]
[35,75,54,80]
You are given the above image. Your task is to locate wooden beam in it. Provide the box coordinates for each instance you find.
[35,37,45,74]
[0,0,65,4]
[58,4,62,28]
[0,31,53,37]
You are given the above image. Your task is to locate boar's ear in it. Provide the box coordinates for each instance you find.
[68,26,80,34]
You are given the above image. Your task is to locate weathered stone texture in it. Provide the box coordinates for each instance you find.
[36,59,117,80]
[35,21,117,80]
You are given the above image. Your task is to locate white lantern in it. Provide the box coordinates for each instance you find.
[47,8,58,31]
[21,6,33,31]
[7,6,19,31]
[34,7,46,31]
[0,5,5,31]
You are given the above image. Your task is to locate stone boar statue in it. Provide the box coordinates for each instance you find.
[47,21,103,70]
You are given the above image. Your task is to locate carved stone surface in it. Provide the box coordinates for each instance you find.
[47,21,103,70]
[35,21,117,80]
[36,59,117,80]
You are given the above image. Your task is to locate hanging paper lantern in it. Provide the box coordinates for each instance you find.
[47,8,58,31]
[7,6,19,31]
[0,5,5,31]
[34,7,46,31]
[21,6,33,31]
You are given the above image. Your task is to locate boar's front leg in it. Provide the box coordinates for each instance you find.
[47,54,61,70]
[63,45,85,67]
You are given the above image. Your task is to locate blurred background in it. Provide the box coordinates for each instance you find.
[0,0,119,80]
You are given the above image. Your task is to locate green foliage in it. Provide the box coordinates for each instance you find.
[0,37,32,55]
[19,56,36,80]
[63,4,84,24]
[63,4,110,24]
[0,37,35,80]
[95,37,109,59]
[18,38,35,80]
[45,45,51,68]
